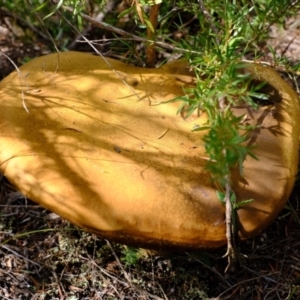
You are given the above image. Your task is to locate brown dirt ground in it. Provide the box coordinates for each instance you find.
[0,3,300,300]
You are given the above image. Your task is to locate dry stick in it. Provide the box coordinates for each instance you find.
[79,254,130,287]
[146,3,161,67]
[61,14,142,102]
[1,244,40,267]
[62,5,201,55]
[106,241,167,300]
[198,0,220,45]
[214,274,278,300]
[185,252,231,287]
[106,240,132,283]
[219,96,236,273]
[51,269,65,298]
[0,269,32,293]
[222,180,236,273]
[68,0,119,50]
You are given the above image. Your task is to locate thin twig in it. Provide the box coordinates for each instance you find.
[0,51,29,113]
[62,5,202,55]
[61,13,142,102]
[1,244,40,267]
[79,254,130,287]
[25,0,60,53]
[198,0,220,45]
[106,240,132,282]
[146,3,161,67]
[68,0,119,50]
[215,273,281,300]
[222,180,236,273]
[106,241,167,300]
[218,96,236,272]
[185,252,231,287]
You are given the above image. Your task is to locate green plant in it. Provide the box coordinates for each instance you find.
[121,246,139,267]
[128,0,299,271]
[160,0,299,270]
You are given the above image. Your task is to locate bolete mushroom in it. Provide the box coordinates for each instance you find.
[0,52,298,250]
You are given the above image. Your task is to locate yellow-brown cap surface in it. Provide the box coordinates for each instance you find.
[0,52,298,249]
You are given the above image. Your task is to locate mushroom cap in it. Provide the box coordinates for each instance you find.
[0,52,298,249]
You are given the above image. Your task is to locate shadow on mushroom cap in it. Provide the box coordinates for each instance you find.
[0,52,298,250]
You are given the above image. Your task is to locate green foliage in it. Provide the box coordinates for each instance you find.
[200,109,255,185]
[217,190,253,209]
[164,1,267,189]
[121,246,139,267]
[162,0,299,192]
[139,0,163,5]
[42,0,85,29]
